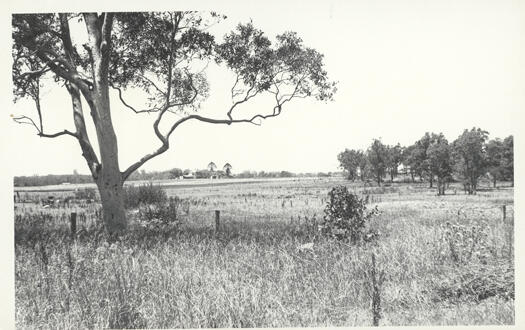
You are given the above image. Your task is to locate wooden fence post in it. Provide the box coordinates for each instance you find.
[70,212,77,238]
[215,210,220,232]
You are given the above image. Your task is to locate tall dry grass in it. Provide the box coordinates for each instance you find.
[15,178,514,328]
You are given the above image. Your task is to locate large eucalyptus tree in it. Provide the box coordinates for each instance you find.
[12,12,335,232]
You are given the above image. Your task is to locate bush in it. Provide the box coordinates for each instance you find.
[137,196,181,229]
[123,182,167,209]
[319,185,379,243]
[74,188,98,201]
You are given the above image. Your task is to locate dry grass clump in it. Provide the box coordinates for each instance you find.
[434,261,514,303]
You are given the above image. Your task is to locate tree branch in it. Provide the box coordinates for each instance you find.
[13,115,78,139]
[121,72,302,181]
[111,84,162,113]
[121,100,283,181]
[14,66,50,80]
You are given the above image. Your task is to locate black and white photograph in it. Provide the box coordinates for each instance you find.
[1,0,522,328]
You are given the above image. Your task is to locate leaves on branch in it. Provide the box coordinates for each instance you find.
[12,11,336,181]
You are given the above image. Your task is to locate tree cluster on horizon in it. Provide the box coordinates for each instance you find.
[338,128,513,195]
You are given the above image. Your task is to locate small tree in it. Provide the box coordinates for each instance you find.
[412,132,443,187]
[486,139,505,187]
[338,149,364,181]
[401,144,420,183]
[502,135,514,186]
[358,156,370,182]
[427,137,453,195]
[207,162,217,172]
[367,139,388,186]
[452,128,489,194]
[320,186,378,243]
[169,168,183,179]
[223,163,232,177]
[385,143,403,182]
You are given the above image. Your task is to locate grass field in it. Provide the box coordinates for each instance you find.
[14,177,514,328]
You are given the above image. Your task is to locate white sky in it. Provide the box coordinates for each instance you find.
[5,0,523,176]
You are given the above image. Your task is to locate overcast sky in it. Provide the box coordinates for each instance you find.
[6,0,522,176]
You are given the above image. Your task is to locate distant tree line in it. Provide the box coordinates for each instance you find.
[338,128,513,195]
[14,174,93,187]
[14,167,337,187]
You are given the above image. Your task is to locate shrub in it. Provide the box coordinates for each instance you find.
[123,182,167,209]
[319,185,379,243]
[137,196,181,228]
[74,188,97,201]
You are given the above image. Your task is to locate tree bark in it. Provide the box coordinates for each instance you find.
[82,13,127,232]
[96,170,126,233]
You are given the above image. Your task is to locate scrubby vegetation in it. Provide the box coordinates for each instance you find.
[14,178,514,328]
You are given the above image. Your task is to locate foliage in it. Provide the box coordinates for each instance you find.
[14,174,93,187]
[337,130,512,193]
[367,139,388,186]
[207,162,217,172]
[123,183,168,209]
[452,128,489,194]
[195,169,212,179]
[74,188,98,201]
[279,171,294,178]
[486,137,513,187]
[385,143,403,182]
[223,163,232,177]
[320,185,379,243]
[401,144,419,181]
[216,23,336,102]
[427,136,453,195]
[12,12,335,232]
[168,168,184,179]
[137,196,181,228]
[338,149,365,181]
[411,132,446,186]
[501,136,514,184]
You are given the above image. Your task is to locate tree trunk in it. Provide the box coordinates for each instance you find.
[82,13,126,233]
[438,179,446,195]
[96,170,126,233]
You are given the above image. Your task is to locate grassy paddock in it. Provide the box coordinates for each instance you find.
[15,178,514,328]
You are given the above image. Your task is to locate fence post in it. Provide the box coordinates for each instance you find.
[70,212,77,238]
[215,210,220,232]
[502,205,506,221]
